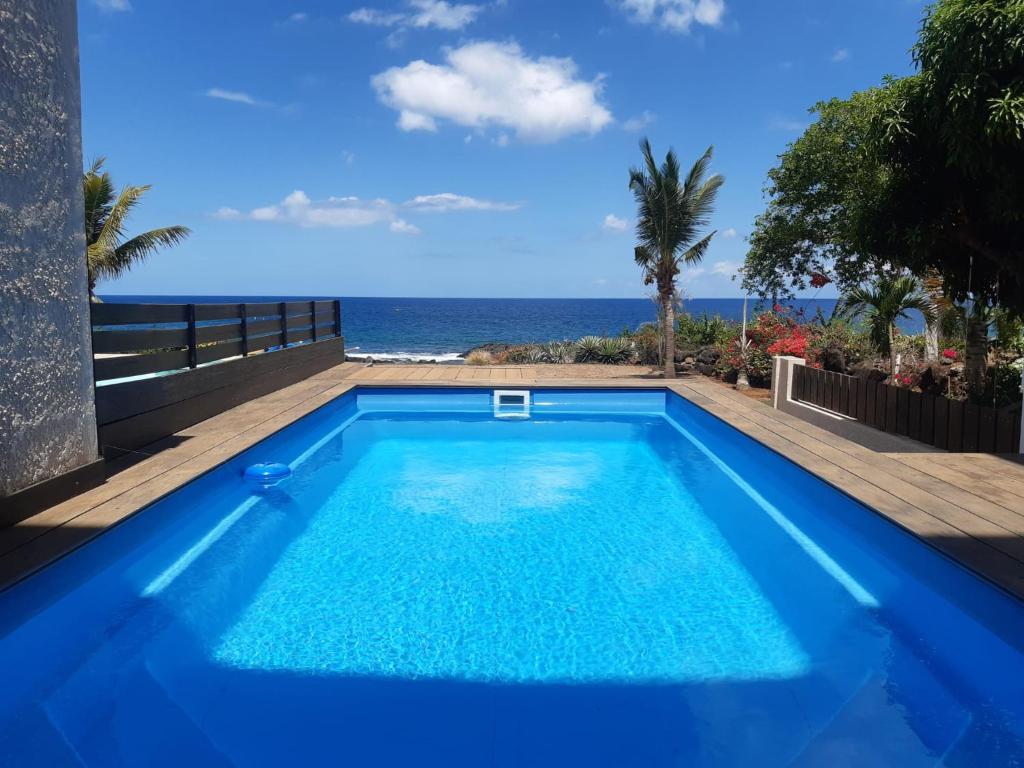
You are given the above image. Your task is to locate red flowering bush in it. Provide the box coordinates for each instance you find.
[942,348,957,361]
[767,325,809,357]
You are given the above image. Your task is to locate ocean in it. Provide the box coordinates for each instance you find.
[101,296,843,360]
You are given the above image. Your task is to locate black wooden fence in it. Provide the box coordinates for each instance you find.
[91,299,341,382]
[91,300,345,458]
[793,364,1021,453]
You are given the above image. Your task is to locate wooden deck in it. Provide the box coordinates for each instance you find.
[2,361,1023,602]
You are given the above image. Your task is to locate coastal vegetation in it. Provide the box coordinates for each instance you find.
[84,158,190,299]
[740,0,1023,405]
[629,139,723,379]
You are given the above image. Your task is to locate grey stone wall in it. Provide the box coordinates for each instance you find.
[0,1,100,495]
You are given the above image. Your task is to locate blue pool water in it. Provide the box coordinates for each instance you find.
[0,389,1022,766]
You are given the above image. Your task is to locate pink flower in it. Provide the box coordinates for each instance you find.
[942,348,957,360]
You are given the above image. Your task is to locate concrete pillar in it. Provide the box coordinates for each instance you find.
[770,355,805,411]
[0,0,103,520]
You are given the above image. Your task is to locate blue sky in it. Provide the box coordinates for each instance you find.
[80,0,923,299]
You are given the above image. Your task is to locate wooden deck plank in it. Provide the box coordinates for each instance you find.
[680,381,1024,537]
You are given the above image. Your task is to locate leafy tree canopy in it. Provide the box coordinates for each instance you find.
[744,0,1024,311]
[743,90,894,298]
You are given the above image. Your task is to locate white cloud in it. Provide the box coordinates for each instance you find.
[389,219,422,235]
[768,114,807,132]
[721,227,737,238]
[348,8,407,25]
[602,214,629,232]
[398,110,438,131]
[348,0,482,32]
[342,150,356,165]
[371,41,613,142]
[831,48,850,63]
[711,260,740,276]
[206,88,270,108]
[622,111,656,131]
[211,189,519,232]
[211,190,401,230]
[405,193,520,212]
[616,0,726,33]
[93,0,131,11]
[289,12,308,22]
[408,0,482,29]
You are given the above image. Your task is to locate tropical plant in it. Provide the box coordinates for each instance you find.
[677,312,735,348]
[840,275,936,369]
[84,158,190,297]
[574,336,604,363]
[540,341,577,364]
[629,138,724,378]
[595,336,632,364]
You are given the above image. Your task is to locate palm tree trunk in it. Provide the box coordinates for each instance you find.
[663,297,676,379]
[965,311,988,400]
[924,322,939,362]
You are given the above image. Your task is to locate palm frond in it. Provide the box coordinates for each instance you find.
[681,231,715,265]
[91,226,191,282]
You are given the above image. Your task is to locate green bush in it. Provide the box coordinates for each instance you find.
[574,336,604,363]
[677,312,736,347]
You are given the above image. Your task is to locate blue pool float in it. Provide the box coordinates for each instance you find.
[243,462,292,488]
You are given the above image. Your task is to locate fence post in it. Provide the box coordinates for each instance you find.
[334,299,342,338]
[239,303,249,357]
[310,300,317,342]
[771,355,804,410]
[186,303,197,368]
[279,301,288,348]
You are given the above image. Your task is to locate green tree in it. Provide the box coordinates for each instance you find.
[874,0,1024,311]
[742,90,893,300]
[629,139,724,379]
[84,158,190,298]
[840,275,935,370]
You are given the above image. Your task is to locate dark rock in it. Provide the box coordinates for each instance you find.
[462,342,519,358]
[676,346,698,362]
[850,361,888,383]
[696,346,720,366]
[822,347,846,374]
[696,363,717,376]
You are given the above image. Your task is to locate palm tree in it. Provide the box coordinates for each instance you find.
[840,275,936,370]
[84,158,190,298]
[630,139,724,379]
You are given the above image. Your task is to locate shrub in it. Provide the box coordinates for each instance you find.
[465,350,493,365]
[575,336,603,363]
[595,336,632,364]
[540,340,577,364]
[677,312,736,347]
[631,323,662,365]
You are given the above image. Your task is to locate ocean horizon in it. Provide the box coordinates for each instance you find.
[101,295,851,359]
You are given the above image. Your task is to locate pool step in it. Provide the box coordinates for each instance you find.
[0,705,86,767]
[45,656,231,767]
[789,674,969,767]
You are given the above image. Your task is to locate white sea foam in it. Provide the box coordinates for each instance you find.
[346,350,465,364]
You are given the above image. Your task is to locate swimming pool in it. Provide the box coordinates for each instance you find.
[0,387,1022,766]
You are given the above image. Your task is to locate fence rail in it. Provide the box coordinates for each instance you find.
[91,299,345,458]
[793,364,1021,453]
[91,299,341,382]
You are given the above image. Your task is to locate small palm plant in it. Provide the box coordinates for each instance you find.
[841,275,936,370]
[630,138,724,378]
[84,158,191,298]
